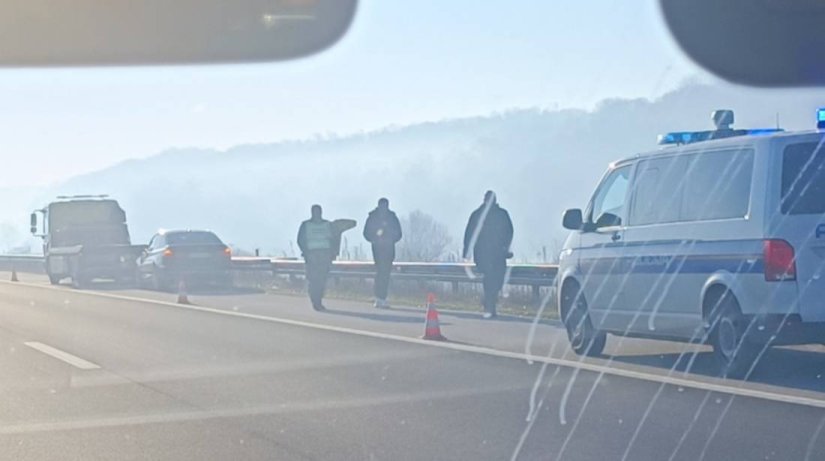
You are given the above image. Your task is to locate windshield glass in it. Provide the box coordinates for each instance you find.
[590,166,630,225]
[3,2,825,461]
[48,201,125,227]
[165,231,222,245]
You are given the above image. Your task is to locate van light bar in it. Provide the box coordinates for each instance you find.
[658,128,783,146]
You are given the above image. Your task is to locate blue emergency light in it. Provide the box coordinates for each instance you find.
[818,108,825,129]
[658,110,784,145]
[658,128,782,146]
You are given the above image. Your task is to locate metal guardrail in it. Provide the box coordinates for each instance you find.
[0,254,49,273]
[254,259,557,287]
[236,257,558,305]
[0,254,559,288]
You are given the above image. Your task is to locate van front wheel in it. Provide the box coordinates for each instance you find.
[561,284,606,357]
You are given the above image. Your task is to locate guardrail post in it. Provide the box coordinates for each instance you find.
[451,281,459,294]
[531,284,541,307]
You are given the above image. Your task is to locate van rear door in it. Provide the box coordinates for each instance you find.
[776,139,825,322]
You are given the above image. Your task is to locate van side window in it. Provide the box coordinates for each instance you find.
[629,156,686,226]
[782,142,825,215]
[682,149,754,221]
[589,166,631,228]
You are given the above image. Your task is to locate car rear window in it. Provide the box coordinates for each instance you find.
[782,141,825,215]
[166,232,222,245]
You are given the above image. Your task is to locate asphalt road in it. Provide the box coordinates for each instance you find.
[1,274,825,460]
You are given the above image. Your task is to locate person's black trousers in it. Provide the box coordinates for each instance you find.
[305,251,332,308]
[479,258,506,314]
[372,246,395,300]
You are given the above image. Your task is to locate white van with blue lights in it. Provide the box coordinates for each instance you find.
[558,108,825,377]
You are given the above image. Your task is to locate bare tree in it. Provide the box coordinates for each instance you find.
[0,222,21,252]
[397,210,453,262]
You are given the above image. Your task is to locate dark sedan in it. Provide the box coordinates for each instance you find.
[136,230,232,290]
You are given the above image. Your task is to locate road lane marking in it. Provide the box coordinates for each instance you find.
[24,341,100,370]
[4,279,825,410]
[0,383,525,434]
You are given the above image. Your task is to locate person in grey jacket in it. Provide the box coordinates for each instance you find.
[297,205,335,311]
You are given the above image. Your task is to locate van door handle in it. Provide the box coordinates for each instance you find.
[611,232,622,242]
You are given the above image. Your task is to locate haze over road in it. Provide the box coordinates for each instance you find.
[2,274,825,460]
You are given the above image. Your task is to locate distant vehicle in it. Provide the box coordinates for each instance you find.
[30,195,146,288]
[558,109,825,377]
[136,229,233,290]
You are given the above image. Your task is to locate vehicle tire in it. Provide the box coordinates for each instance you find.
[118,274,135,288]
[219,272,233,290]
[47,272,61,285]
[69,257,87,289]
[708,293,761,379]
[561,283,606,357]
[151,267,168,292]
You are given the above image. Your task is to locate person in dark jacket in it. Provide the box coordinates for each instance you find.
[297,204,335,311]
[463,191,514,319]
[363,198,403,308]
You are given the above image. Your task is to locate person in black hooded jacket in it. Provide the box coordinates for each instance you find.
[363,198,402,308]
[463,191,513,319]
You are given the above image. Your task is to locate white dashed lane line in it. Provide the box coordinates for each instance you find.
[5,279,825,410]
[24,341,101,370]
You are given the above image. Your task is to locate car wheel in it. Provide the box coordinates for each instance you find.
[708,293,761,379]
[151,267,167,292]
[561,283,606,357]
[47,272,61,285]
[117,274,135,288]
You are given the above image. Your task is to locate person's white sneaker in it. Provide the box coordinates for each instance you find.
[374,299,389,309]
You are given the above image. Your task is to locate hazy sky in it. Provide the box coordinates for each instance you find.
[0,1,706,187]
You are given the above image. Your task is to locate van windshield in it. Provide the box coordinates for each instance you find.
[782,141,825,215]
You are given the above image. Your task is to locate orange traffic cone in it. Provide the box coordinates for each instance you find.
[10,266,18,282]
[177,280,191,304]
[421,293,447,341]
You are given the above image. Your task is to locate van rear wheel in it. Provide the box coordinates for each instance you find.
[709,294,760,379]
[561,284,606,357]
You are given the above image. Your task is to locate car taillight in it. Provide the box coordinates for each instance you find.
[224,247,232,257]
[763,239,796,281]
[163,248,174,257]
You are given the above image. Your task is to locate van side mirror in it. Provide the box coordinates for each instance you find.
[562,209,583,230]
[29,213,37,235]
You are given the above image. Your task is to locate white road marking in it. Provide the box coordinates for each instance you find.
[4,279,825,409]
[23,341,100,370]
[0,383,522,435]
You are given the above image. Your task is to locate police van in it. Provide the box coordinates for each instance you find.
[557,109,825,377]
